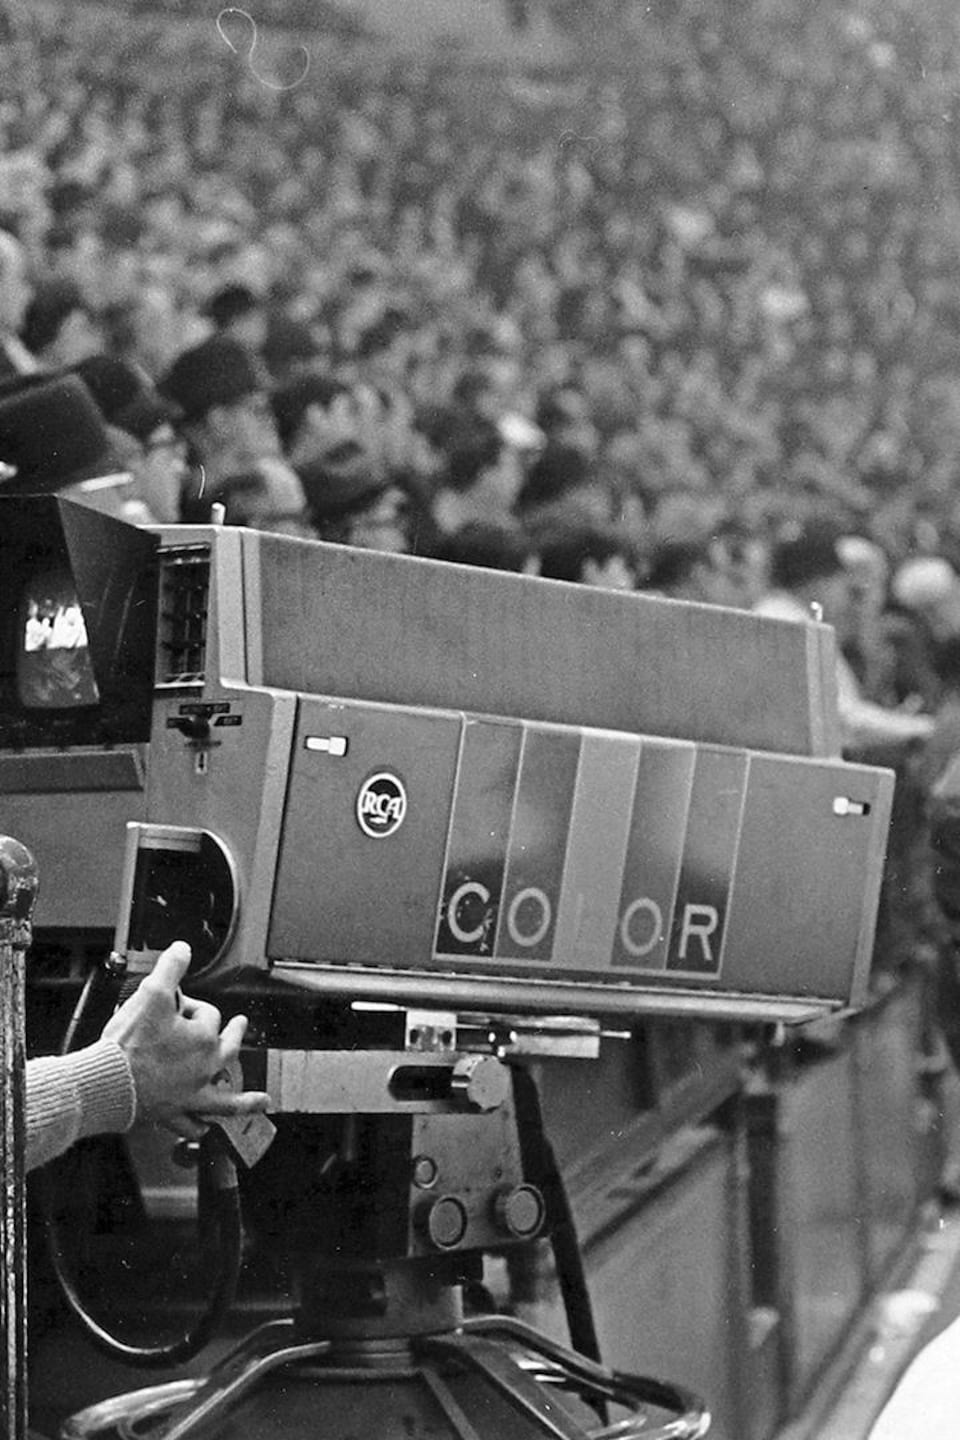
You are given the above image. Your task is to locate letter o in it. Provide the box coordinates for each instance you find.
[507,887,552,948]
[619,897,663,958]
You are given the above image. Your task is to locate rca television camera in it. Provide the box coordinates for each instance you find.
[0,495,894,1025]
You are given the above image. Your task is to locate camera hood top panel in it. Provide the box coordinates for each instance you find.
[0,496,839,759]
[245,528,841,759]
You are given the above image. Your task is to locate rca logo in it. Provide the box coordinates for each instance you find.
[356,772,407,838]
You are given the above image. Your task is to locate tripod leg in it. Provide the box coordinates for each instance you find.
[426,1332,595,1440]
[156,1322,331,1440]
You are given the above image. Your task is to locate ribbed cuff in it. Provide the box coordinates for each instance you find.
[68,1038,138,1141]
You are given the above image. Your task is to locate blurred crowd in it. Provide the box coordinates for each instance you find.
[6,0,960,749]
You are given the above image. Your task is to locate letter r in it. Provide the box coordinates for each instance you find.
[679,904,719,965]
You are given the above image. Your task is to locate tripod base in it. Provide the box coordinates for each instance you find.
[61,1315,710,1440]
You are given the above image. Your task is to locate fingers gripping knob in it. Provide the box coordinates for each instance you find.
[206,1059,276,1167]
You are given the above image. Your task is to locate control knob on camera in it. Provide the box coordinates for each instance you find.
[449,1055,510,1112]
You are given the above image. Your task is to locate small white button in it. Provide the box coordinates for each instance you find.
[305,735,348,756]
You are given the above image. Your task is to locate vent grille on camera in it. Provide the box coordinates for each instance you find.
[156,545,211,686]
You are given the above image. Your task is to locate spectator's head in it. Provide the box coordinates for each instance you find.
[707,526,770,609]
[354,308,411,378]
[451,368,500,421]
[515,441,590,512]
[514,442,613,536]
[444,419,507,494]
[432,520,540,574]
[271,373,352,460]
[891,556,957,614]
[0,373,133,513]
[160,336,279,471]
[72,353,150,424]
[204,283,268,351]
[20,279,101,368]
[297,457,408,554]
[0,229,31,339]
[642,538,718,603]
[72,354,181,439]
[837,534,890,621]
[73,354,187,523]
[929,633,960,696]
[538,523,636,590]
[129,417,189,525]
[432,418,525,534]
[534,385,599,459]
[768,519,852,628]
[891,555,960,642]
[262,311,321,382]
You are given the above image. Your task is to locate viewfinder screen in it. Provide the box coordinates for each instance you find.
[18,568,101,710]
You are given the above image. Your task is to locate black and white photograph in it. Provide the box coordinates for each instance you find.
[4,2,960,1436]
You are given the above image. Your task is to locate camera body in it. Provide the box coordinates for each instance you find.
[0,496,894,1024]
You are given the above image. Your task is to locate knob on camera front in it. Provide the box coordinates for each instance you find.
[119,824,239,980]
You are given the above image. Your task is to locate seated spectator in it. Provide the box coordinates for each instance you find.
[706,523,771,610]
[20,278,102,370]
[892,556,960,640]
[837,534,898,704]
[755,520,935,753]
[123,399,190,525]
[271,371,355,469]
[887,556,960,709]
[0,372,139,519]
[513,441,611,536]
[352,307,416,393]
[451,368,504,426]
[262,310,323,383]
[421,369,507,454]
[299,460,410,553]
[72,353,156,426]
[431,417,525,537]
[274,371,437,504]
[534,384,600,463]
[642,538,720,603]
[537,522,637,590]
[72,354,190,523]
[159,335,310,534]
[432,519,540,574]
[204,281,269,354]
[0,228,37,378]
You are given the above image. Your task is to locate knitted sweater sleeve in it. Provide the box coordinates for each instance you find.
[25,1039,138,1172]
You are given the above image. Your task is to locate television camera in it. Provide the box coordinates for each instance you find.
[0,496,894,1438]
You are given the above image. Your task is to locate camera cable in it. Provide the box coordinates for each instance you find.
[39,956,243,1367]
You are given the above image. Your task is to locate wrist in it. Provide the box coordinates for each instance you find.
[70,1038,138,1139]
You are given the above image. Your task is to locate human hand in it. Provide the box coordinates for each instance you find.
[100,941,270,1140]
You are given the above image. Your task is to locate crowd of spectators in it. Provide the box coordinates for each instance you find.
[6,0,960,728]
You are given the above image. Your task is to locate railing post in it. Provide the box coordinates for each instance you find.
[1,838,39,1440]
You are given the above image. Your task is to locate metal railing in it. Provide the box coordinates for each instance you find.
[1,838,38,1440]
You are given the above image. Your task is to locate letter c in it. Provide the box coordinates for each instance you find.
[447,881,491,945]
